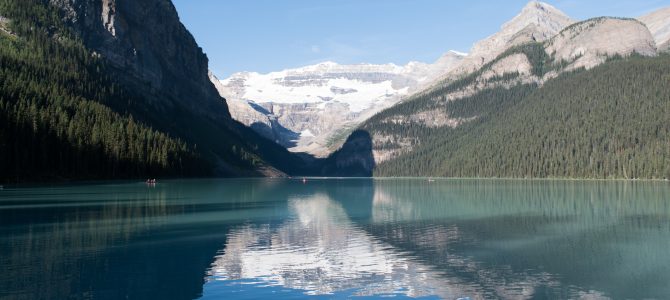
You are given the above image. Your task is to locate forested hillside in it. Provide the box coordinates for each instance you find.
[0,0,303,182]
[372,54,670,179]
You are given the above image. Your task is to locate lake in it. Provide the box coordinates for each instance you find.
[1,178,669,299]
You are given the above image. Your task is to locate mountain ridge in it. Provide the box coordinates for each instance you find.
[0,0,308,182]
[213,1,667,175]
[323,2,666,178]
[2,0,668,181]
[215,51,466,157]
[449,1,574,76]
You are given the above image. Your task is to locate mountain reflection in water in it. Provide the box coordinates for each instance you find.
[202,179,667,299]
[1,179,669,300]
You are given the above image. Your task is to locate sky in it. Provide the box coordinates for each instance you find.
[172,0,670,78]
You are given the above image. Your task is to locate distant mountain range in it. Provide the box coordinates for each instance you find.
[212,51,465,157]
[1,0,669,181]
[214,1,670,167]
[332,2,670,179]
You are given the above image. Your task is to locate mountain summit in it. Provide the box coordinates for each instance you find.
[325,1,663,178]
[453,1,573,75]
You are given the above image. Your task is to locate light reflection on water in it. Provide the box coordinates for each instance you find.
[200,179,670,299]
[1,179,669,299]
[204,194,459,298]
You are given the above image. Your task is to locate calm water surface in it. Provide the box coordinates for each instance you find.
[1,179,669,299]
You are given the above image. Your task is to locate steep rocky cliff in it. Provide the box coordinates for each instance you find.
[0,0,307,179]
[49,0,230,119]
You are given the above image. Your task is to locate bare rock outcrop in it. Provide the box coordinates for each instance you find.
[639,7,670,52]
[49,0,230,119]
[452,1,573,75]
[546,18,657,70]
[482,53,533,80]
[0,15,12,36]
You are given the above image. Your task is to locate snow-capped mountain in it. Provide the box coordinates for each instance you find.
[210,1,574,158]
[213,51,465,156]
[212,1,669,160]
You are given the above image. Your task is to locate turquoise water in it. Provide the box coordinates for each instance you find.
[1,179,669,299]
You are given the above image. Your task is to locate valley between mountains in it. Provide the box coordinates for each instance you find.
[213,1,670,179]
[0,0,669,182]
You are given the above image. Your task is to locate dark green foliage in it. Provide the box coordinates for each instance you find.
[374,54,670,179]
[0,0,212,182]
[364,84,536,141]
[483,42,572,77]
[426,43,548,96]
[319,130,374,177]
[370,42,551,127]
[0,0,308,182]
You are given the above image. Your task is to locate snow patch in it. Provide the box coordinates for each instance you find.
[449,50,469,56]
[301,129,315,138]
[224,72,412,113]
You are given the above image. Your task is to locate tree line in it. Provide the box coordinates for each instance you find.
[0,0,209,182]
[368,54,670,179]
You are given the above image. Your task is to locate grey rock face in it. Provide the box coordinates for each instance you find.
[547,17,657,70]
[660,40,670,52]
[331,87,358,95]
[451,1,574,76]
[639,7,670,52]
[49,0,229,119]
[0,15,12,35]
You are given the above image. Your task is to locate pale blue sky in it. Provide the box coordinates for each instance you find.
[172,0,670,77]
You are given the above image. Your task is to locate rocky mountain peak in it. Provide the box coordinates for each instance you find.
[452,1,573,75]
[435,51,467,62]
[507,1,572,33]
[430,51,467,73]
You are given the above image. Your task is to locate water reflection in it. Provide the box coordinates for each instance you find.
[0,179,292,300]
[205,193,471,298]
[203,179,670,299]
[368,180,670,299]
[1,179,669,299]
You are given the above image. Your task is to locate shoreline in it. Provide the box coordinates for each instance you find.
[1,176,668,189]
